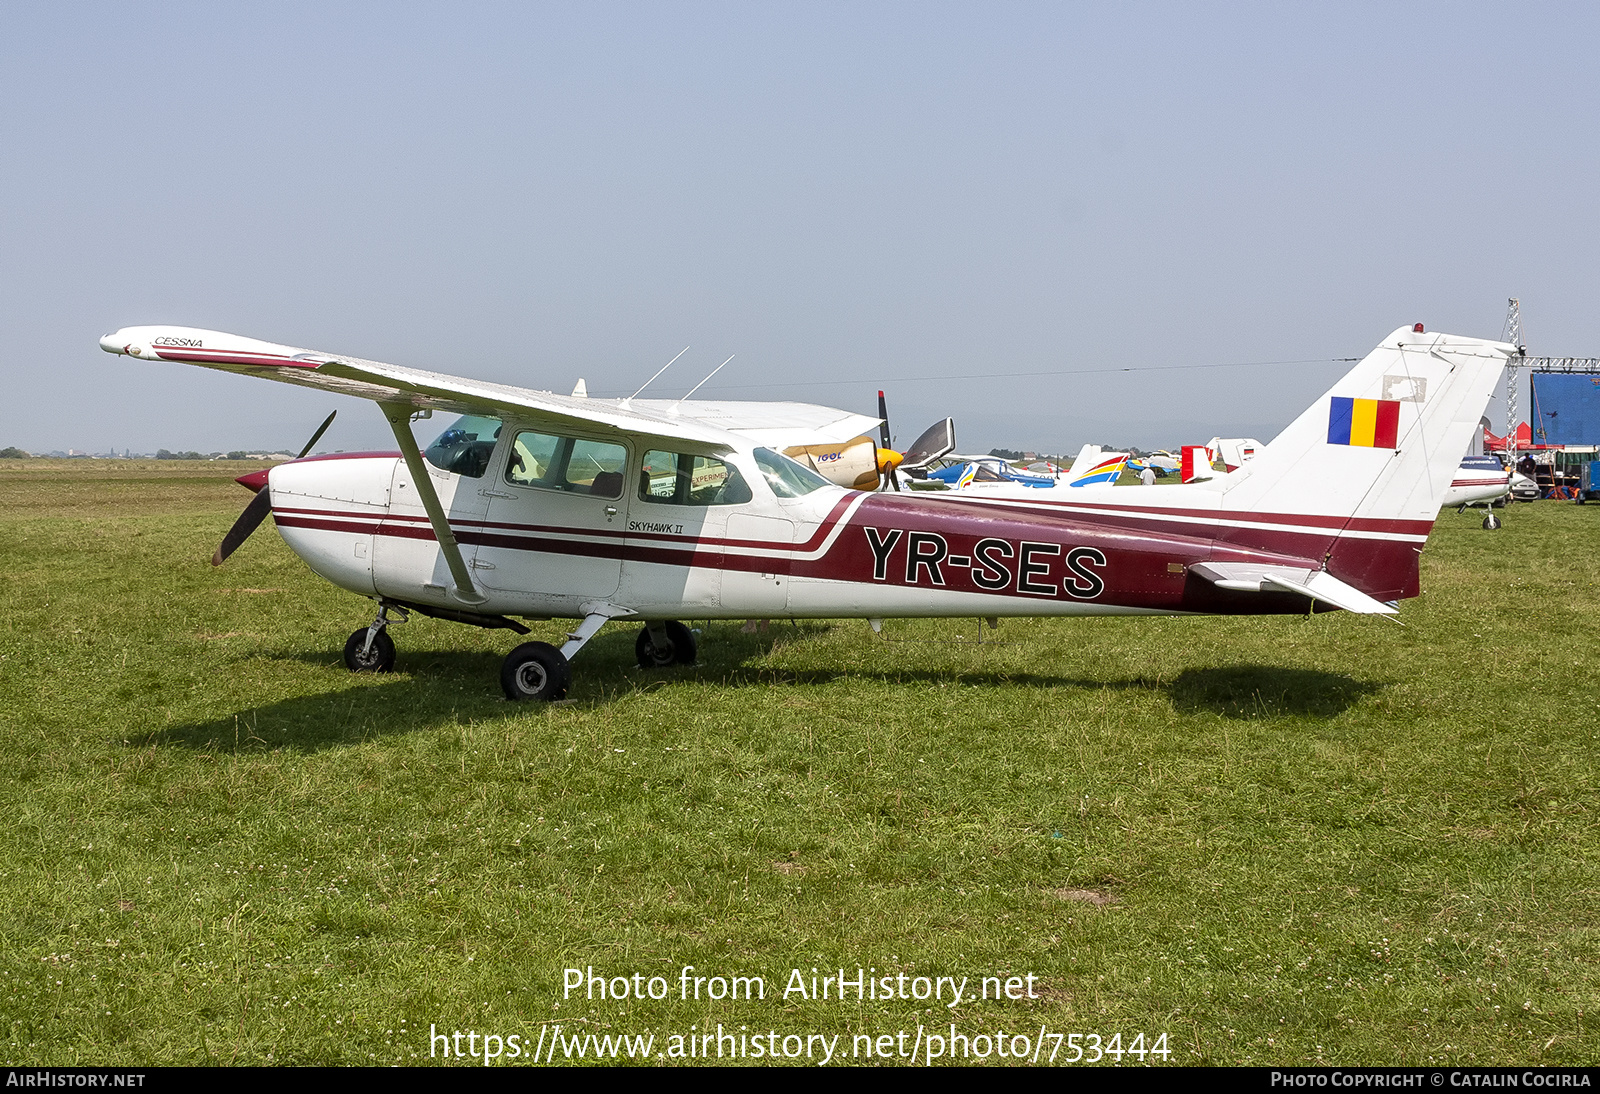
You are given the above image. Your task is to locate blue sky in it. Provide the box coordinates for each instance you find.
[3,2,1597,454]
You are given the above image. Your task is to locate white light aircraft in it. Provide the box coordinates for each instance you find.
[1441,454,1513,529]
[100,322,1513,701]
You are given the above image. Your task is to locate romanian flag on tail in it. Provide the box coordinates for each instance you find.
[1327,397,1400,448]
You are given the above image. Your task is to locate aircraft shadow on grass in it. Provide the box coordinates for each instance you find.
[143,628,1387,753]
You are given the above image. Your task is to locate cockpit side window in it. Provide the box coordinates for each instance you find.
[505,429,628,498]
[424,415,502,479]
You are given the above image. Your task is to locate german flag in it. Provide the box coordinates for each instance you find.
[1327,397,1400,448]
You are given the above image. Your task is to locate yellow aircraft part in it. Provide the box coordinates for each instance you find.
[785,435,898,491]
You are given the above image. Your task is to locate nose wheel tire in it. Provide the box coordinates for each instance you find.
[636,621,696,668]
[501,642,571,701]
[1482,512,1502,530]
[343,627,396,673]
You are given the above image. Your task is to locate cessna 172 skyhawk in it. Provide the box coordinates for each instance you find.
[100,322,1513,701]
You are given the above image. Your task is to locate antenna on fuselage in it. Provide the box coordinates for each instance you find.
[677,355,736,403]
[625,346,690,404]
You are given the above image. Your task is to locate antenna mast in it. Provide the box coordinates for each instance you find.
[626,346,690,403]
[678,355,736,403]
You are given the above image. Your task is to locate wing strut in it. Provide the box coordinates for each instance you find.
[381,404,486,605]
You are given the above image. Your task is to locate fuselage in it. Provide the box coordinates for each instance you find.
[259,415,1430,623]
[1440,455,1512,508]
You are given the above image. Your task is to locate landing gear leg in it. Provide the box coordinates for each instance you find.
[344,602,406,673]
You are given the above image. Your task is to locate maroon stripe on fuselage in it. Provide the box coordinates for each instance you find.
[274,481,1429,606]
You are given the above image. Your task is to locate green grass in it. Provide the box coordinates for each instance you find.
[1,460,1597,1065]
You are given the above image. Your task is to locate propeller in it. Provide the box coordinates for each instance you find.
[211,410,336,566]
[876,390,902,491]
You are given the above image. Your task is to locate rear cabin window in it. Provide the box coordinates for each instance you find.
[506,430,628,498]
[424,415,501,479]
[638,451,752,506]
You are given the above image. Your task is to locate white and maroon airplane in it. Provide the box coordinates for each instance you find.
[100,322,1513,701]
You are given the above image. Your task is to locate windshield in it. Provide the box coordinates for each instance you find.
[753,447,830,498]
[424,415,501,478]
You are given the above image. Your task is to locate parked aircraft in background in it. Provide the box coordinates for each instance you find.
[1181,444,1218,483]
[781,395,955,493]
[1207,437,1264,472]
[101,322,1513,701]
[1442,454,1513,529]
[921,455,1057,489]
[1061,446,1130,487]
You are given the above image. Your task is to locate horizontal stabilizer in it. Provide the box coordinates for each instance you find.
[1189,562,1398,615]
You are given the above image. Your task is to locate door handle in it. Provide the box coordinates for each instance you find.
[604,506,618,517]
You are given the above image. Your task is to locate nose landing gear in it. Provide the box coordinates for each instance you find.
[344,603,406,673]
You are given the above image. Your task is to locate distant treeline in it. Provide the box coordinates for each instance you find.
[0,449,276,460]
[156,450,258,460]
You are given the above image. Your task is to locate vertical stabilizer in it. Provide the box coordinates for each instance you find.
[1219,326,1514,599]
[1181,444,1215,483]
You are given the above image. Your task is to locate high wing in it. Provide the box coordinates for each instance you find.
[101,325,764,451]
[631,400,883,450]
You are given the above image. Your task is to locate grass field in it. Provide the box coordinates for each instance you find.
[1,458,1596,1066]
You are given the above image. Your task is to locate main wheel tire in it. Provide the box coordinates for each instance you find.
[501,642,571,701]
[635,621,696,668]
[1482,512,1502,530]
[343,627,396,673]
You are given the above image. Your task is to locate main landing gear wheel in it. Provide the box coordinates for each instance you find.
[1483,512,1502,530]
[343,627,396,673]
[636,621,696,668]
[501,642,571,701]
